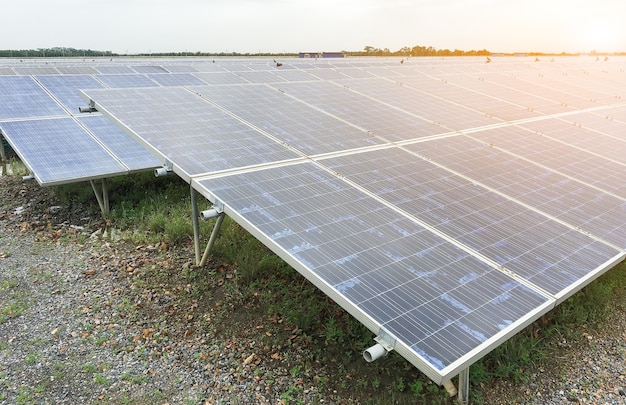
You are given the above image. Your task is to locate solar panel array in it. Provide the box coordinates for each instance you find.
[3,56,624,386]
[80,56,626,384]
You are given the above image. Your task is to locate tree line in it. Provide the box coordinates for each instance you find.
[0,47,113,58]
[3,45,619,59]
[0,45,488,58]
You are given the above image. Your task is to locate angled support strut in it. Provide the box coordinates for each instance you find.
[191,186,225,266]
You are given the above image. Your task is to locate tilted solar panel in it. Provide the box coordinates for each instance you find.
[35,74,105,112]
[0,118,127,185]
[192,162,555,382]
[81,87,300,181]
[78,115,161,172]
[0,76,66,119]
[190,84,385,155]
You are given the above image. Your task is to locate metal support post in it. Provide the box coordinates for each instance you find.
[457,367,470,405]
[90,179,110,215]
[0,135,6,162]
[190,186,201,265]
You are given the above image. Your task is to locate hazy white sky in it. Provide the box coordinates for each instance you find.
[2,0,625,54]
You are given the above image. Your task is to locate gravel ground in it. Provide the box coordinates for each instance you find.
[1,173,625,405]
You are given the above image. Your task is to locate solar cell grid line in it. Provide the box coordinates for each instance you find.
[56,66,99,75]
[319,146,623,299]
[484,72,600,110]
[503,70,614,109]
[81,86,301,181]
[95,74,160,88]
[443,72,565,117]
[192,72,248,85]
[469,124,626,200]
[233,70,287,84]
[498,71,615,109]
[191,161,554,384]
[270,81,450,142]
[403,135,626,249]
[190,84,387,155]
[13,66,59,75]
[565,109,626,140]
[337,77,501,130]
[78,115,161,172]
[520,118,626,163]
[160,64,198,73]
[35,74,105,112]
[131,65,168,74]
[0,118,127,185]
[94,65,135,74]
[146,73,207,86]
[0,76,67,119]
[396,74,549,122]
[271,68,320,82]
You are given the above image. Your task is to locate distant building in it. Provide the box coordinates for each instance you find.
[299,52,345,58]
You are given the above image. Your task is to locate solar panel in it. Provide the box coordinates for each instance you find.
[96,74,159,88]
[81,86,300,180]
[0,62,169,188]
[0,118,127,185]
[320,147,621,297]
[78,115,161,172]
[95,65,135,74]
[406,135,626,248]
[469,125,626,199]
[0,76,66,119]
[270,81,450,142]
[72,56,626,394]
[147,73,206,86]
[192,162,554,381]
[190,84,386,155]
[35,74,105,112]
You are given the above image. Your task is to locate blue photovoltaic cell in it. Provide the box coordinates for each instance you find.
[519,118,626,163]
[0,76,66,119]
[470,125,626,200]
[95,65,135,74]
[96,74,159,88]
[81,87,300,179]
[321,147,621,296]
[0,118,126,185]
[78,115,161,171]
[0,67,16,75]
[147,73,206,86]
[563,110,626,140]
[36,75,105,112]
[161,65,198,73]
[195,162,551,374]
[191,84,386,155]
[56,66,99,75]
[192,72,248,85]
[233,70,286,83]
[14,66,59,75]
[337,77,499,130]
[395,75,537,122]
[131,65,168,74]
[272,81,449,142]
[405,135,626,248]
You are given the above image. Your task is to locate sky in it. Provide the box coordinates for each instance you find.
[2,0,626,55]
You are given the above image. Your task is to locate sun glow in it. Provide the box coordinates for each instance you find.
[581,21,623,52]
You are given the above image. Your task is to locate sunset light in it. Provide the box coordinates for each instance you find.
[581,20,622,52]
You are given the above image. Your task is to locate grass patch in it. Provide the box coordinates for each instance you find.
[0,276,30,324]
